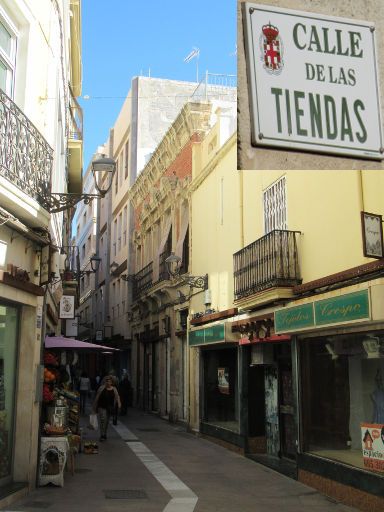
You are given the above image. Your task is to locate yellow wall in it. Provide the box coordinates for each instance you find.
[241,170,384,285]
[190,133,238,315]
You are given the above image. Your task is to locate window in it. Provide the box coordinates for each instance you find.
[123,206,127,246]
[263,176,287,234]
[87,235,91,255]
[118,212,122,252]
[119,153,123,186]
[81,244,85,260]
[115,160,119,194]
[0,16,17,97]
[113,219,117,257]
[124,141,129,179]
[301,331,384,474]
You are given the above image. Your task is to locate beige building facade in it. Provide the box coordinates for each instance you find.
[0,0,82,504]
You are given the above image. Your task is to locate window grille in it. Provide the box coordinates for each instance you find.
[263,176,287,233]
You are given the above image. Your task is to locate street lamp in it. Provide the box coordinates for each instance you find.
[48,156,116,212]
[165,252,208,290]
[62,254,101,280]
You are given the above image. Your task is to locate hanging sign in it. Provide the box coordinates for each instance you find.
[59,295,75,319]
[243,3,383,159]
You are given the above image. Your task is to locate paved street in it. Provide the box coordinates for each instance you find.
[6,408,358,512]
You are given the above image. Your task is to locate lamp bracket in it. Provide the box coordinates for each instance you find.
[177,274,208,290]
[48,192,104,213]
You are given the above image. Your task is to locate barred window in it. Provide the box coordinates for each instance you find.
[263,176,287,234]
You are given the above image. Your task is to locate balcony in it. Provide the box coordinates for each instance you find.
[234,230,301,303]
[0,89,53,214]
[133,262,153,300]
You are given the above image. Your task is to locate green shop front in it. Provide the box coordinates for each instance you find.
[275,284,384,511]
[189,323,243,448]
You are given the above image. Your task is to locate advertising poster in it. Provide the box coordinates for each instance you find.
[218,367,229,395]
[361,423,384,472]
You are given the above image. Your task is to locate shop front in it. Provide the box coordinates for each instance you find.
[0,302,19,487]
[189,323,242,448]
[275,284,384,511]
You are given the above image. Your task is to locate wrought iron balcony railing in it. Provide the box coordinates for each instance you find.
[68,85,83,140]
[0,89,53,209]
[133,261,153,300]
[234,230,301,300]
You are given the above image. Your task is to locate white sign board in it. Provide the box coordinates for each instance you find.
[66,317,79,337]
[59,295,75,319]
[243,3,383,159]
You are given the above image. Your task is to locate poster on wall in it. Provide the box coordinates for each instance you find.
[218,367,229,395]
[59,296,75,319]
[361,423,384,472]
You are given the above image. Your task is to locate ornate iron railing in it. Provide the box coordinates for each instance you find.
[133,261,153,300]
[234,230,301,300]
[0,89,53,209]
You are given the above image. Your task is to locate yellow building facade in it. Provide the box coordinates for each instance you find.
[189,169,384,511]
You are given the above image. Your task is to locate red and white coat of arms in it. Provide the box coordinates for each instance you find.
[260,23,284,75]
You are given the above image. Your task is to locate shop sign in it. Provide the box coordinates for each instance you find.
[314,290,369,326]
[275,289,370,333]
[275,303,314,333]
[243,3,383,159]
[361,423,384,473]
[189,323,225,346]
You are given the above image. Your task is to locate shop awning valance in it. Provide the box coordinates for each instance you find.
[45,336,119,351]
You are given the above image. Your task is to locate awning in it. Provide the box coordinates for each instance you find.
[45,336,119,351]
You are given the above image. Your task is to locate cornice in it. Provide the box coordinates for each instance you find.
[129,102,212,208]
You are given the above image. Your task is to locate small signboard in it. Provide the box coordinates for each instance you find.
[361,423,384,472]
[95,330,103,342]
[66,317,78,337]
[59,295,75,319]
[361,211,384,259]
[243,3,383,159]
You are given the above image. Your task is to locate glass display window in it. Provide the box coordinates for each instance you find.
[0,303,19,484]
[301,331,384,476]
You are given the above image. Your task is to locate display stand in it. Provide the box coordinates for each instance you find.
[39,436,69,487]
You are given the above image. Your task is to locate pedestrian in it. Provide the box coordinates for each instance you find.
[92,375,121,441]
[78,371,91,414]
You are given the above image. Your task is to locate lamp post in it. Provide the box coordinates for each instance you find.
[165,252,208,290]
[47,156,116,212]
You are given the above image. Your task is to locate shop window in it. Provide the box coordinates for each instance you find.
[0,303,18,483]
[202,347,239,433]
[301,332,384,474]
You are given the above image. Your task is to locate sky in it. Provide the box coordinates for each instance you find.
[79,0,237,169]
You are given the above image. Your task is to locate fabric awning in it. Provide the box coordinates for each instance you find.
[45,336,119,351]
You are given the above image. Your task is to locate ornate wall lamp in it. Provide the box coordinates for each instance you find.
[165,252,208,290]
[48,156,116,212]
[61,254,101,281]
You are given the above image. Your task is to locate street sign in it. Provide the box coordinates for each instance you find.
[243,3,383,159]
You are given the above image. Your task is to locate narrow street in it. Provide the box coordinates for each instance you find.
[8,409,357,512]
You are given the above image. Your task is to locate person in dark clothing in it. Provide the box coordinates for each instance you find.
[119,375,132,415]
[92,376,121,441]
